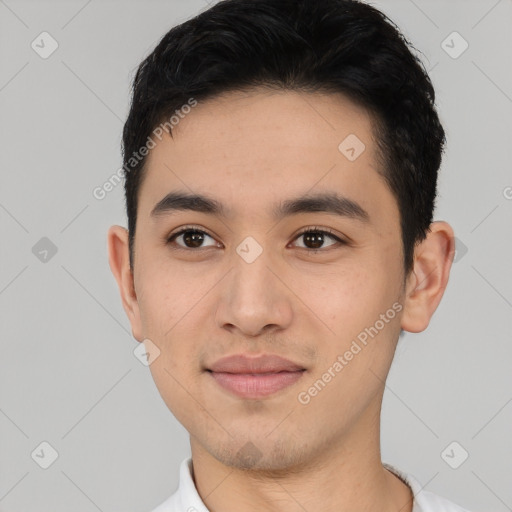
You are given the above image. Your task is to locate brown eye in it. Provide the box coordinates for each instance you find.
[292,228,344,251]
[167,228,218,249]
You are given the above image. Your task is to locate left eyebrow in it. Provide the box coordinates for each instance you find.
[150,190,370,223]
[273,192,370,223]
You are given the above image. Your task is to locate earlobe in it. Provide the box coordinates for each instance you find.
[400,221,455,333]
[107,225,143,341]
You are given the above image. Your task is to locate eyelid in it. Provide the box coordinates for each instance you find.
[294,226,342,240]
[167,224,215,240]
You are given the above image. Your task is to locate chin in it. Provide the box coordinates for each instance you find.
[204,434,310,474]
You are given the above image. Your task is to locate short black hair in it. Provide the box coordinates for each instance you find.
[122,0,445,273]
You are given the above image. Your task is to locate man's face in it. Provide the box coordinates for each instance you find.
[129,89,407,470]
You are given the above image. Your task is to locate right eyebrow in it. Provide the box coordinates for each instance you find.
[150,191,227,218]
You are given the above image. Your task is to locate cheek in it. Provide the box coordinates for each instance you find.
[147,359,199,433]
[135,264,208,373]
[296,263,381,330]
[137,285,171,337]
[296,256,403,359]
[135,258,191,335]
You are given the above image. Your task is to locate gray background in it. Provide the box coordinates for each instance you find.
[0,0,511,510]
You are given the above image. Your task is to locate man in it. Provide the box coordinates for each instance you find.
[108,0,471,510]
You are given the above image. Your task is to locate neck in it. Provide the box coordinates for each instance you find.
[189,404,413,512]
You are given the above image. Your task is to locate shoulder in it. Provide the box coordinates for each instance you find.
[149,492,182,512]
[414,488,473,512]
[148,457,210,512]
[383,463,473,512]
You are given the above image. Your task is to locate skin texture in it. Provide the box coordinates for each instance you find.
[108,88,454,512]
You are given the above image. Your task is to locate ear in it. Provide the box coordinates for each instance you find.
[401,221,455,333]
[107,225,143,342]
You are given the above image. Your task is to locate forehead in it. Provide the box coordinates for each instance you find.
[137,88,395,224]
[159,87,376,155]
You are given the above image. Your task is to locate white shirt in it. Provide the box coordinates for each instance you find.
[150,457,472,512]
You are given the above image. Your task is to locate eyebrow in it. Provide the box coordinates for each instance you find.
[150,190,370,223]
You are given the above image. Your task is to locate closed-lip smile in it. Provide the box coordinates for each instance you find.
[207,353,306,399]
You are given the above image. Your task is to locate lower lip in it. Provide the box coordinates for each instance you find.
[209,370,305,399]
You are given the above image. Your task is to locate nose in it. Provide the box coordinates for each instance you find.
[215,247,294,338]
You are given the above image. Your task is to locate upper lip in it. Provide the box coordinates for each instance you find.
[208,354,305,374]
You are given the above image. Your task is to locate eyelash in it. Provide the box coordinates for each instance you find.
[166,225,346,253]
